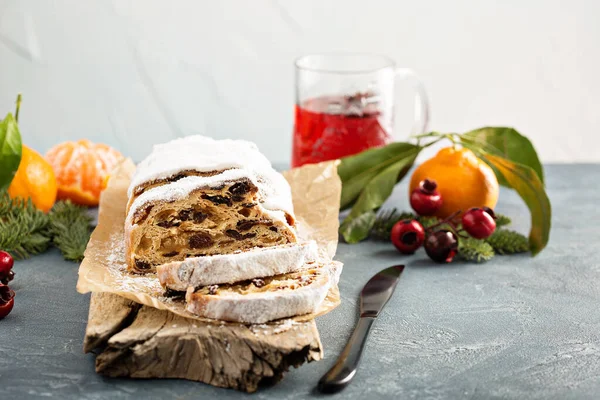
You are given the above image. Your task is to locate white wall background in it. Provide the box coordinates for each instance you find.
[0,0,598,164]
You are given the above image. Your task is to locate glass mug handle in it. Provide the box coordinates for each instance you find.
[394,68,430,136]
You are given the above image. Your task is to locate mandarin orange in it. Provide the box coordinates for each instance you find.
[409,147,499,218]
[8,145,58,213]
[45,140,123,206]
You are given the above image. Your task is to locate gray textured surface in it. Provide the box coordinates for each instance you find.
[1,164,599,399]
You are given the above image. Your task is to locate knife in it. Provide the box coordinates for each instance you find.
[318,264,405,393]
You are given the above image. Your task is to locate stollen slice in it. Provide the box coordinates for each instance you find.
[185,262,342,324]
[125,135,298,273]
[157,241,319,290]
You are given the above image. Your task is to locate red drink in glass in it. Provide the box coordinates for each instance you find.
[292,54,429,168]
[292,94,393,167]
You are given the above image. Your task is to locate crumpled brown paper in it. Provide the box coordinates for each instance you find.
[76,158,343,323]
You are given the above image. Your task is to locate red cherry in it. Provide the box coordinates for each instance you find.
[0,284,15,320]
[462,208,496,239]
[390,219,425,254]
[0,251,14,279]
[410,179,443,216]
[0,270,14,285]
[482,206,496,219]
[424,230,458,263]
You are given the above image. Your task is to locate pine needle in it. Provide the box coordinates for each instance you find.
[370,208,417,240]
[0,191,51,259]
[48,201,93,262]
[418,216,439,229]
[0,190,93,261]
[370,208,444,240]
[495,213,512,228]
[486,229,529,254]
[458,237,495,263]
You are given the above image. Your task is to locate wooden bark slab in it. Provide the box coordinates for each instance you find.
[84,292,323,392]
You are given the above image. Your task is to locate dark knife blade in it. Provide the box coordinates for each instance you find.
[318,264,405,393]
[360,264,404,318]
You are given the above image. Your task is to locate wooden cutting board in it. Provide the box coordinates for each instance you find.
[84,292,323,393]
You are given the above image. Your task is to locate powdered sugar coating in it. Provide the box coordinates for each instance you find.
[185,262,337,324]
[327,260,343,286]
[157,241,319,289]
[129,136,271,195]
[125,170,291,228]
[127,135,294,223]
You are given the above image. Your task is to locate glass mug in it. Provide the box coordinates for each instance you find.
[291,53,430,167]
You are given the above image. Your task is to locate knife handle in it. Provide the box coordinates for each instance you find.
[317,317,375,393]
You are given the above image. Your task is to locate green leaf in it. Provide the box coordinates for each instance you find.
[339,210,377,244]
[0,113,23,190]
[340,147,420,243]
[483,154,551,255]
[461,127,544,186]
[338,142,421,210]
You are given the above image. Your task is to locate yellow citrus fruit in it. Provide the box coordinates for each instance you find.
[45,140,123,206]
[8,145,58,213]
[409,147,499,218]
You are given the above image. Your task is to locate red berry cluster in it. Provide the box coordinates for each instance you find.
[391,179,497,263]
[0,251,15,319]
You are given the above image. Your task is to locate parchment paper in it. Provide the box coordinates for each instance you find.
[76,158,343,323]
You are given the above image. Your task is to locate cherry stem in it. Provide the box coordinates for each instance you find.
[446,220,469,238]
[426,210,462,232]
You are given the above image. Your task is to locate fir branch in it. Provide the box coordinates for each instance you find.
[495,213,511,228]
[486,229,529,254]
[458,237,495,263]
[418,216,439,229]
[370,208,445,240]
[0,190,51,259]
[370,208,417,240]
[48,201,93,262]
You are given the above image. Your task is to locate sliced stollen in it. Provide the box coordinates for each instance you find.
[125,135,298,273]
[157,241,319,290]
[185,261,343,324]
